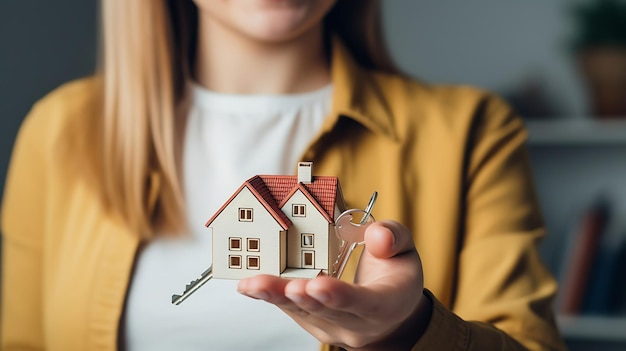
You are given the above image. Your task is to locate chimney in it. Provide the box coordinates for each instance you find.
[297,162,313,184]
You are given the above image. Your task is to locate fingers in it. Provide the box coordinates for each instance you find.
[284,278,357,321]
[238,274,410,322]
[238,275,382,347]
[364,220,415,259]
[237,274,291,304]
[237,275,360,331]
[302,275,387,318]
[238,220,422,319]
[236,227,426,349]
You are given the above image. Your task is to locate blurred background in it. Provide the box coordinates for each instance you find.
[1,1,625,350]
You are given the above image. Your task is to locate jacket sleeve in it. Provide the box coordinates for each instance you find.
[413,94,566,351]
[1,102,48,350]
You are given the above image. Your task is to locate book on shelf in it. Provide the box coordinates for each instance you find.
[557,197,610,315]
[582,219,625,314]
[605,239,626,315]
[556,195,626,316]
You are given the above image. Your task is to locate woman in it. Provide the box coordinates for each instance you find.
[1,0,566,350]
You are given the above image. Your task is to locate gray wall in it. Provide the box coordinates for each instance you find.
[383,0,587,116]
[0,0,98,199]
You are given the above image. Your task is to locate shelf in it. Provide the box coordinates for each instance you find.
[525,119,626,145]
[558,315,626,342]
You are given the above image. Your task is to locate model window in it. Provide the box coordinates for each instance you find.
[247,256,260,270]
[239,208,253,221]
[247,238,260,252]
[301,233,314,248]
[229,255,242,269]
[229,237,242,251]
[292,204,306,217]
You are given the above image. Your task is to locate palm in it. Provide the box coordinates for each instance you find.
[237,220,427,350]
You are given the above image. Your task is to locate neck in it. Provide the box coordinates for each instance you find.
[194,15,331,94]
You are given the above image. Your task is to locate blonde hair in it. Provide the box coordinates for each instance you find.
[99,0,395,238]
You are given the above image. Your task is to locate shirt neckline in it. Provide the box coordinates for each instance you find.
[191,83,334,115]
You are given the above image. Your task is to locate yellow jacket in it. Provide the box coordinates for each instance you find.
[1,40,566,350]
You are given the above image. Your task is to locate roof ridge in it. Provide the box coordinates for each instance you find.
[245,176,292,229]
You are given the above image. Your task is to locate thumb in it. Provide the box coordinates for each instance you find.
[364,220,416,259]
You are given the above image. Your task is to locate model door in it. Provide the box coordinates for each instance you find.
[302,250,315,268]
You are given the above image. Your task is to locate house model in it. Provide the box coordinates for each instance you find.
[205,162,347,280]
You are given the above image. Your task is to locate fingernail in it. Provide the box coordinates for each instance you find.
[308,291,330,303]
[285,293,304,304]
[241,291,269,300]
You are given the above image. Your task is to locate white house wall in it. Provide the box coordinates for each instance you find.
[282,190,336,271]
[211,186,285,279]
[327,222,340,273]
[280,229,287,271]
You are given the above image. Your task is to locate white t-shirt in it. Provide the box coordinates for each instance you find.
[124,83,333,351]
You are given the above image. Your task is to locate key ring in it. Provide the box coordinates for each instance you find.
[335,192,378,244]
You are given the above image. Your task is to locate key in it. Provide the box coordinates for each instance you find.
[171,265,214,305]
[331,192,377,278]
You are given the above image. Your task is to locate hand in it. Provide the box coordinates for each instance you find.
[237,220,432,350]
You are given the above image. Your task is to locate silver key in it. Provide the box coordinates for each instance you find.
[171,265,214,305]
[331,192,377,278]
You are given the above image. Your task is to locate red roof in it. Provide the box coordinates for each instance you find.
[205,174,344,228]
[260,175,343,222]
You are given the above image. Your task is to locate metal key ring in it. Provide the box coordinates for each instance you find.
[335,191,378,244]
